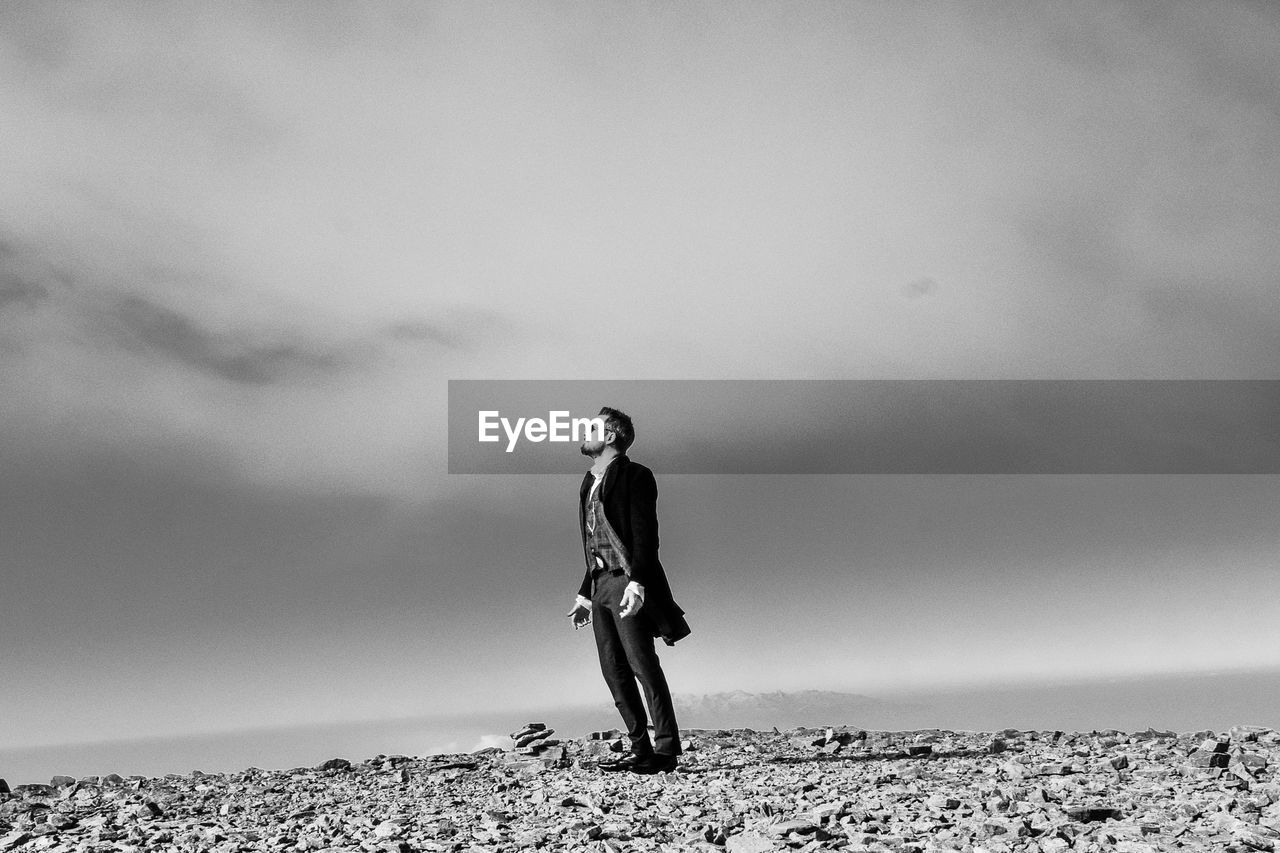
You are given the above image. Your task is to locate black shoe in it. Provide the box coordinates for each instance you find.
[597,752,651,772]
[629,753,678,775]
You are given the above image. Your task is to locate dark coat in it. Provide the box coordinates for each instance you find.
[577,455,691,646]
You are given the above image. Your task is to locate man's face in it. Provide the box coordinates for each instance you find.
[579,423,612,457]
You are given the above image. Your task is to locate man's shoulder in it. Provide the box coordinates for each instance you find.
[618,456,656,480]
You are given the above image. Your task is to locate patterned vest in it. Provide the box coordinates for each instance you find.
[586,475,630,577]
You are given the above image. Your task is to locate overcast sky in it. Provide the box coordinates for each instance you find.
[2,1,1279,751]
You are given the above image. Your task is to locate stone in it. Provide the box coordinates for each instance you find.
[49,775,75,788]
[509,722,548,740]
[0,831,31,851]
[1066,805,1124,822]
[0,779,7,794]
[537,746,566,765]
[316,758,352,772]
[1229,759,1257,781]
[1231,726,1272,743]
[810,802,844,822]
[0,722,1271,853]
[14,784,56,798]
[726,830,777,852]
[133,800,164,819]
[516,728,554,748]
[1038,762,1073,775]
[1188,750,1230,768]
[581,740,622,759]
[767,818,818,836]
[589,729,623,740]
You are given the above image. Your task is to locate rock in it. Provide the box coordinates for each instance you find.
[726,830,777,852]
[515,728,554,748]
[588,729,623,740]
[0,831,31,851]
[810,801,844,822]
[0,721,1270,853]
[767,818,817,836]
[133,800,164,819]
[509,722,548,740]
[1188,750,1231,768]
[49,775,75,788]
[1231,725,1272,743]
[926,793,961,810]
[13,784,56,798]
[316,758,352,772]
[581,739,623,759]
[1038,762,1074,775]
[1230,760,1256,781]
[989,737,1007,754]
[0,779,7,794]
[1065,805,1124,822]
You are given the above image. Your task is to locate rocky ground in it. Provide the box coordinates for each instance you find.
[3,723,1280,853]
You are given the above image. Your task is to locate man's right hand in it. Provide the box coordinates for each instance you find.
[567,601,592,630]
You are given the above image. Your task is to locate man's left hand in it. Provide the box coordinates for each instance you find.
[619,582,645,618]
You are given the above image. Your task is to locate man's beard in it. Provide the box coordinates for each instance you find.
[579,442,602,458]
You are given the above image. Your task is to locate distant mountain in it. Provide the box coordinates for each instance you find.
[670,689,929,731]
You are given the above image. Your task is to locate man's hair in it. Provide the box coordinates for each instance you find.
[598,406,635,452]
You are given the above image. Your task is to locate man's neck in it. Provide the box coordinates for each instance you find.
[589,448,622,477]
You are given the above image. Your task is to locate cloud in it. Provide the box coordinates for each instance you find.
[0,239,54,311]
[105,293,349,386]
[471,734,509,752]
[383,308,509,351]
[0,225,506,389]
[0,239,356,386]
[0,274,48,311]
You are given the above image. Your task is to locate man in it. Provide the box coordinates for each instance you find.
[566,407,690,775]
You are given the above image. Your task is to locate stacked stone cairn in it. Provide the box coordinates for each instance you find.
[504,723,567,773]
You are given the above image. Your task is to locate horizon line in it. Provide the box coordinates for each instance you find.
[5,663,1278,753]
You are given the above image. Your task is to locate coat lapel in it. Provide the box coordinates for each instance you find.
[600,454,627,503]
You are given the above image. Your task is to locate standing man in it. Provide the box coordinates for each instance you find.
[567,407,690,775]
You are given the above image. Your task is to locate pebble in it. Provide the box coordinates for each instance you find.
[2,723,1279,851]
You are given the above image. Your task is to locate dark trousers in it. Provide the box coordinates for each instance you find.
[591,570,681,757]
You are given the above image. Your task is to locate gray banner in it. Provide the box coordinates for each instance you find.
[447,380,1280,474]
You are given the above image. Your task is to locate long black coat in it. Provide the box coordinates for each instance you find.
[577,455,691,646]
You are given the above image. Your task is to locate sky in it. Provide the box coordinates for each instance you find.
[2,1,1279,760]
